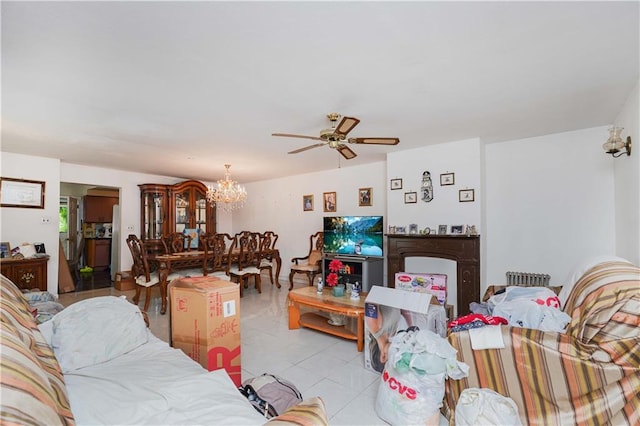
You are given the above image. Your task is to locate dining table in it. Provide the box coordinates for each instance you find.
[149,248,282,315]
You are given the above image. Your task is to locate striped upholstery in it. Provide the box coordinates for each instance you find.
[265,397,329,426]
[1,275,75,425]
[445,261,640,425]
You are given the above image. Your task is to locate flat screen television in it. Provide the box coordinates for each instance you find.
[323,216,384,257]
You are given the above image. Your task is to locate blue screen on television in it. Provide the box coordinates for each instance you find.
[323,216,384,257]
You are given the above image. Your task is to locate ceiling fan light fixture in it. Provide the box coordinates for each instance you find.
[349,137,400,145]
[337,144,357,159]
[335,116,360,135]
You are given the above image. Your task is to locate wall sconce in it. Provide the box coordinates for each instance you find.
[603,126,632,157]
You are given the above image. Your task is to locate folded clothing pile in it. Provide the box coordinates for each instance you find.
[22,291,65,324]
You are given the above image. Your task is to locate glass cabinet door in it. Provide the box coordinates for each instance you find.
[195,190,208,234]
[174,189,190,234]
[141,191,166,240]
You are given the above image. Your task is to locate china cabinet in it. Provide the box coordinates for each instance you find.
[139,180,215,253]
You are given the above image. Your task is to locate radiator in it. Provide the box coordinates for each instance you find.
[505,271,551,287]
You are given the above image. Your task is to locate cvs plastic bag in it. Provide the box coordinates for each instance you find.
[375,329,468,425]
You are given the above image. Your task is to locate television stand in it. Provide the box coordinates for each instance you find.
[323,254,383,293]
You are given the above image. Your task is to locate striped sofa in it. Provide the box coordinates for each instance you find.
[445,260,640,425]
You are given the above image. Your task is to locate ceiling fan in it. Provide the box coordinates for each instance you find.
[272,113,400,159]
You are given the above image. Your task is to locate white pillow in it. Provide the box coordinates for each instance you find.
[51,296,148,372]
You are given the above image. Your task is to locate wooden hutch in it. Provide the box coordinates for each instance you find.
[138,180,216,253]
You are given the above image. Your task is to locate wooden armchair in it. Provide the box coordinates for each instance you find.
[288,231,323,291]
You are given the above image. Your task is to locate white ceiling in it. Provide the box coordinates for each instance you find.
[2,1,638,184]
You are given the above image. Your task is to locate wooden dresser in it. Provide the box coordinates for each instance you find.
[0,256,49,291]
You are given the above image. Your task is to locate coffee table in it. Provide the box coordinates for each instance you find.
[287,286,366,351]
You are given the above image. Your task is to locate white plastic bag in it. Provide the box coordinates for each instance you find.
[375,329,468,425]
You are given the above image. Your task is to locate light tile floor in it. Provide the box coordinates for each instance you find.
[58,275,448,425]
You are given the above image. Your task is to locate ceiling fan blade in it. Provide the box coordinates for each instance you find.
[272,132,323,141]
[348,137,400,145]
[336,144,357,160]
[334,116,360,136]
[288,143,326,154]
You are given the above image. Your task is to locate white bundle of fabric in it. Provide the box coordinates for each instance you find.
[488,286,571,332]
[455,388,522,426]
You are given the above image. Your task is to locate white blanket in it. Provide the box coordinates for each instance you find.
[63,333,266,425]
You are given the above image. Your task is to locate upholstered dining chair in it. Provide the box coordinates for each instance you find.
[258,231,280,287]
[202,233,233,281]
[162,232,192,254]
[126,234,182,312]
[228,232,261,297]
[288,231,323,291]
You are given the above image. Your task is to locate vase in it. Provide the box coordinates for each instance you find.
[332,284,345,297]
[328,311,346,326]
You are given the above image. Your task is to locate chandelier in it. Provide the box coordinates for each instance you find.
[206,164,247,211]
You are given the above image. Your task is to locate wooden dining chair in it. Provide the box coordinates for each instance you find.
[202,233,233,281]
[229,232,261,297]
[289,231,323,291]
[258,231,280,287]
[162,232,192,254]
[126,234,181,312]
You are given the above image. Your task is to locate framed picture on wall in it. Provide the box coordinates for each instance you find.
[0,177,45,208]
[359,187,372,206]
[303,194,313,211]
[390,178,403,190]
[323,191,337,213]
[404,192,417,204]
[440,173,455,186]
[459,189,475,202]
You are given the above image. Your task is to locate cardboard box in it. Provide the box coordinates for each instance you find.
[394,272,447,305]
[364,286,446,374]
[114,270,135,291]
[170,276,242,386]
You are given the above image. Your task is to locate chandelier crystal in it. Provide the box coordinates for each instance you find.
[206,164,247,211]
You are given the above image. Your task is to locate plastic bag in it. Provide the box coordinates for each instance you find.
[375,329,468,425]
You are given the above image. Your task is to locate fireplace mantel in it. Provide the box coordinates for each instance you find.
[386,234,480,316]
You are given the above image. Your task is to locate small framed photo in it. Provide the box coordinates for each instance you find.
[459,189,475,202]
[450,225,465,234]
[396,226,407,234]
[408,224,418,234]
[438,225,447,235]
[359,187,372,207]
[1,177,46,208]
[0,242,11,258]
[440,173,455,186]
[404,192,417,204]
[390,178,403,190]
[323,191,337,213]
[303,194,313,211]
[388,226,396,234]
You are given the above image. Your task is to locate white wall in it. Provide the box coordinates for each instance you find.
[232,161,388,285]
[485,127,615,287]
[613,80,640,265]
[386,138,483,314]
[1,153,61,293]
